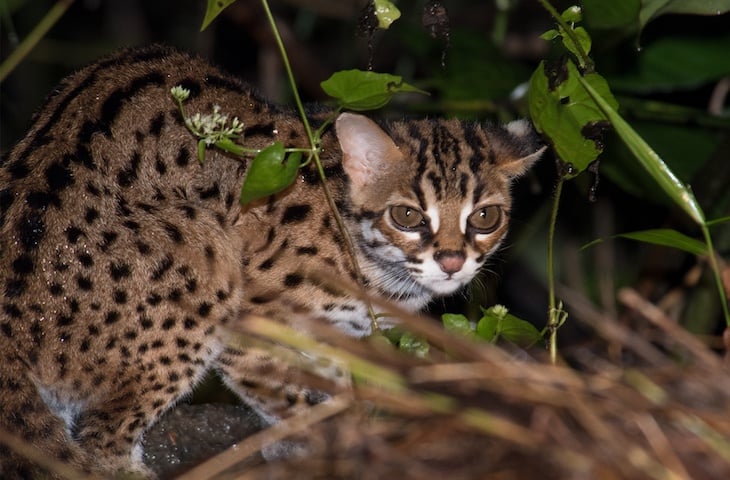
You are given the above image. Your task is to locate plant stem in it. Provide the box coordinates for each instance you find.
[701,224,730,326]
[260,0,379,330]
[547,176,564,364]
[0,0,76,82]
[260,1,314,144]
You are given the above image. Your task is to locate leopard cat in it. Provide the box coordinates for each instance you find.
[0,44,544,478]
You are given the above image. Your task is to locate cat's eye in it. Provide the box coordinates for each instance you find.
[390,205,426,230]
[467,206,502,234]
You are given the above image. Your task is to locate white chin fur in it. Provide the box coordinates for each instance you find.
[423,278,467,296]
[416,260,480,296]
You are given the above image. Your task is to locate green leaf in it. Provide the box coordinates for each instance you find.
[540,29,559,41]
[201,0,238,31]
[582,0,640,30]
[476,306,542,346]
[640,0,730,31]
[563,26,591,60]
[498,315,543,347]
[607,34,730,93]
[373,0,401,29]
[321,69,427,111]
[528,59,618,175]
[240,143,300,205]
[560,5,583,23]
[615,229,708,256]
[442,313,475,337]
[398,331,430,358]
[576,74,705,226]
[476,315,498,342]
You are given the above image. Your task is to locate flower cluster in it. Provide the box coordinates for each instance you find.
[170,86,244,146]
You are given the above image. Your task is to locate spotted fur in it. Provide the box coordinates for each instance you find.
[0,45,543,477]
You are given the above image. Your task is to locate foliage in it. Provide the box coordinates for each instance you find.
[529,1,730,360]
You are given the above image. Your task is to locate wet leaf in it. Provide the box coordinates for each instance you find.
[442,313,475,338]
[373,0,401,29]
[398,331,430,358]
[240,143,300,205]
[321,69,427,111]
[576,74,705,225]
[529,59,618,175]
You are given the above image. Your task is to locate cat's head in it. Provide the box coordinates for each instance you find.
[336,112,544,302]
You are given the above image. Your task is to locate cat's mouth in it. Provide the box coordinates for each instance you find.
[423,274,471,296]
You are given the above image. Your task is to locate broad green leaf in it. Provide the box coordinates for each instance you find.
[608,35,730,93]
[476,307,542,346]
[528,60,618,175]
[582,0,640,30]
[576,75,705,226]
[615,229,708,256]
[476,315,498,342]
[240,143,300,205]
[476,305,506,343]
[373,0,401,29]
[498,315,543,347]
[442,313,474,338]
[201,0,237,31]
[640,0,730,31]
[321,69,427,111]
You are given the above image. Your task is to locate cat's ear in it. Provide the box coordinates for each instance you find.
[495,119,547,178]
[336,113,402,189]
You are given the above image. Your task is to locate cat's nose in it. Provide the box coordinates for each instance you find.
[434,250,465,274]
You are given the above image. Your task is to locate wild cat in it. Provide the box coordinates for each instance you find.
[0,44,543,477]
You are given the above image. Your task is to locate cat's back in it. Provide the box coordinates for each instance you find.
[2,44,277,198]
[0,45,280,363]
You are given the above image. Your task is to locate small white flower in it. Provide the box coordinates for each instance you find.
[183,105,244,146]
[491,304,508,318]
[170,85,190,101]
